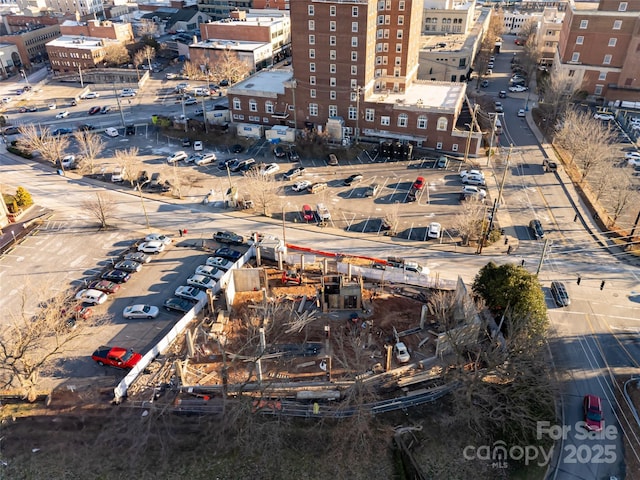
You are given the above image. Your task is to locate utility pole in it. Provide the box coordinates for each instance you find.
[78,65,84,88]
[487,113,501,166]
[627,208,640,250]
[536,238,550,276]
[201,94,208,134]
[291,78,297,131]
[462,104,478,168]
[181,93,187,133]
[112,83,126,128]
[354,85,362,144]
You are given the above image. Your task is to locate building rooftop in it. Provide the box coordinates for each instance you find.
[420,33,467,52]
[230,69,292,96]
[46,35,119,49]
[192,38,270,52]
[207,10,290,26]
[373,81,466,112]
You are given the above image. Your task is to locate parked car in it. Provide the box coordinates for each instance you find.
[137,241,165,254]
[145,234,172,244]
[427,222,442,239]
[105,127,119,137]
[344,173,364,186]
[308,182,328,194]
[100,105,112,114]
[213,230,244,245]
[293,180,312,192]
[88,106,101,115]
[302,204,315,222]
[114,260,142,273]
[316,203,331,221]
[583,394,604,432]
[195,265,224,281]
[78,124,95,131]
[55,111,69,119]
[509,85,528,93]
[288,147,300,161]
[120,88,136,97]
[327,153,339,166]
[230,158,255,172]
[175,285,207,302]
[261,162,281,175]
[111,166,125,182]
[123,304,159,319]
[164,297,195,313]
[412,176,426,190]
[101,269,131,283]
[273,146,287,158]
[365,184,380,197]
[462,174,486,186]
[284,166,306,180]
[217,158,236,170]
[436,156,449,168]
[194,153,217,166]
[187,274,217,290]
[87,279,121,294]
[594,112,615,121]
[193,141,203,151]
[75,289,108,305]
[91,346,142,369]
[206,256,234,270]
[52,128,73,136]
[18,106,38,113]
[394,342,410,363]
[61,155,75,169]
[460,169,485,180]
[529,219,545,239]
[184,97,197,106]
[461,185,487,200]
[550,281,570,307]
[231,144,244,153]
[214,247,243,261]
[82,92,100,99]
[123,252,151,264]
[167,151,188,164]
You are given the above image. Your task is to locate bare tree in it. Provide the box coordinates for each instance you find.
[241,168,278,216]
[18,125,70,171]
[591,162,618,201]
[114,147,143,187]
[607,172,635,225]
[518,18,538,40]
[1,283,110,401]
[138,19,158,41]
[183,60,204,81]
[210,49,251,85]
[102,43,130,67]
[132,49,145,81]
[452,197,486,246]
[139,44,156,71]
[73,130,105,174]
[82,192,116,228]
[539,70,582,129]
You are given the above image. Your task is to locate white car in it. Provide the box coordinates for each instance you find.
[427,222,442,239]
[120,88,136,97]
[260,163,280,175]
[145,234,172,245]
[292,180,312,192]
[187,274,217,290]
[624,151,640,160]
[316,203,331,221]
[462,174,486,186]
[48,102,57,110]
[193,141,203,151]
[517,109,526,117]
[194,265,224,280]
[123,304,159,319]
[167,151,188,164]
[206,256,234,270]
[105,127,119,137]
[508,85,528,93]
[594,113,615,121]
[175,285,207,302]
[628,158,640,167]
[55,111,69,119]
[461,185,487,198]
[137,241,165,254]
[194,153,217,166]
[459,169,485,180]
[394,342,410,363]
[75,289,108,305]
[61,155,75,168]
[82,92,100,99]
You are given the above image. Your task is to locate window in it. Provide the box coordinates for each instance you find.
[397,30,403,39]
[571,52,580,62]
[265,101,274,113]
[330,91,336,100]
[329,105,337,117]
[309,49,315,59]
[436,117,448,131]
[308,5,314,15]
[330,64,336,73]
[417,115,427,129]
[397,15,404,25]
[351,37,358,47]
[310,63,315,72]
[603,54,612,64]
[385,15,390,24]
[330,36,336,46]
[397,114,408,127]
[310,89,316,98]
[396,44,402,53]
[598,72,607,81]
[352,6,358,16]
[350,79,358,89]
[233,98,241,109]
[351,65,357,75]
[330,77,336,86]
[330,5,336,16]
[395,57,401,66]
[377,15,384,25]
[377,29,384,39]
[351,51,357,61]
[378,0,384,10]
[249,100,257,112]
[350,92,357,102]
[376,43,383,53]
[310,76,316,85]
[309,104,318,116]
[380,116,390,126]
[576,36,584,45]
[330,50,336,60]
[309,35,315,45]
[580,20,588,29]
[365,109,375,121]
[308,20,315,31]
[452,144,459,152]
[568,70,575,77]
[330,21,336,31]
[608,38,617,47]
[352,22,358,32]
[613,20,622,30]
[594,85,603,95]
[619,2,627,11]
[399,0,405,9]
[348,106,357,120]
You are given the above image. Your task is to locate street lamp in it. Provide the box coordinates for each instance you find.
[0,52,7,79]
[135,179,151,230]
[353,85,363,144]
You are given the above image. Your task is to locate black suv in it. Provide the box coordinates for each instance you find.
[213,231,245,245]
[550,281,570,307]
[529,219,544,239]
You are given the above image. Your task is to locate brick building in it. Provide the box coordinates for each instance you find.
[197,0,253,21]
[0,21,60,69]
[59,19,134,43]
[46,35,122,73]
[555,0,640,101]
[228,0,481,154]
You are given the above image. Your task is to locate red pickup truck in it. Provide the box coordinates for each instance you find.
[91,346,142,369]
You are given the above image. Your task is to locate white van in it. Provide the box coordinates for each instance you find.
[316,203,331,221]
[494,118,503,135]
[105,127,119,137]
[112,166,125,182]
[194,87,210,96]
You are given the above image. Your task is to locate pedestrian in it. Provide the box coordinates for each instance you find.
[574,214,578,223]
[521,259,525,267]
[577,276,581,285]
[600,280,605,290]
[179,229,183,237]
[507,245,512,255]
[504,237,509,245]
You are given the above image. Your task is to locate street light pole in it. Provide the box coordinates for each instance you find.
[354,85,362,144]
[112,83,126,128]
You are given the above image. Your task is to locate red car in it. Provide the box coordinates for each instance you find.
[302,204,314,222]
[413,176,425,190]
[88,279,121,294]
[88,106,101,115]
[583,394,604,432]
[91,346,142,369]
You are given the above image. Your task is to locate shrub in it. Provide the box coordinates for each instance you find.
[14,186,33,207]
[7,146,33,159]
[3,194,18,213]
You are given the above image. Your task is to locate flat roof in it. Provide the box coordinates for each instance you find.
[46,35,119,49]
[230,69,292,96]
[192,38,269,52]
[372,81,466,112]
[420,33,467,52]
